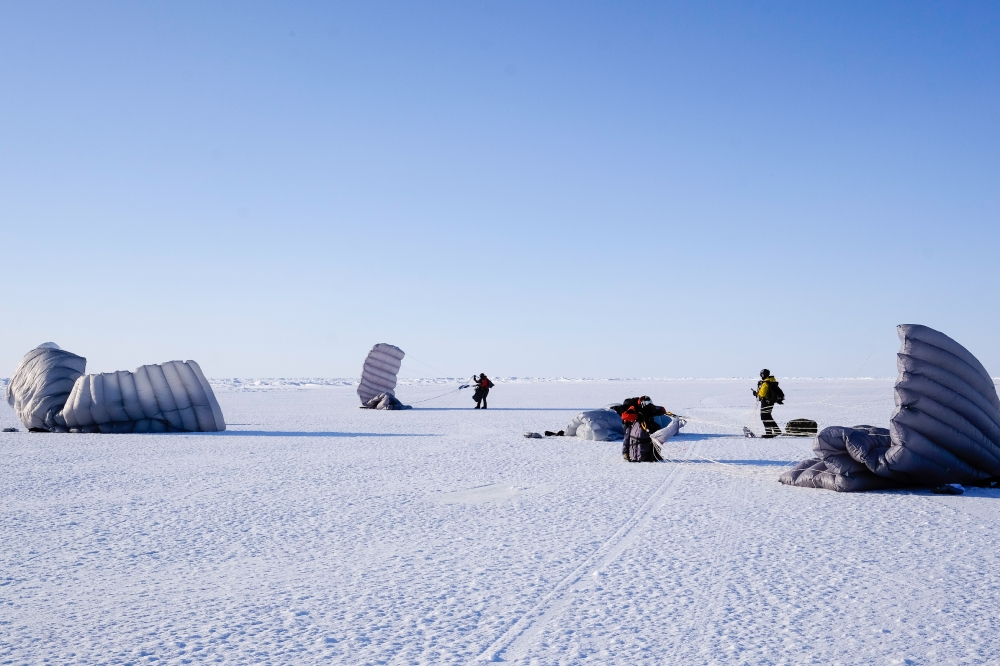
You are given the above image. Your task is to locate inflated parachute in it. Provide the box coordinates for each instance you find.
[6,343,226,433]
[781,325,1000,491]
[357,343,405,405]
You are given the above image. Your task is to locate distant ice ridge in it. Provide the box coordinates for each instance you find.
[205,376,919,392]
[209,378,357,391]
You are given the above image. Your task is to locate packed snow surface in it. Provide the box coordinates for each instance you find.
[2,379,999,664]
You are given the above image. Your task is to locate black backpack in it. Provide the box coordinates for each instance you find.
[770,383,785,404]
[625,422,662,462]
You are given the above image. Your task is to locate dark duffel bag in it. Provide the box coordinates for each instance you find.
[785,418,818,437]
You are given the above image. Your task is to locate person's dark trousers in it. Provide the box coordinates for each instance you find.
[475,389,489,409]
[760,402,780,437]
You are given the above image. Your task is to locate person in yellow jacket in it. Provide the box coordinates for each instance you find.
[753,369,784,438]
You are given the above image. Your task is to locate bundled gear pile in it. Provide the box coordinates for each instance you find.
[6,343,226,433]
[781,325,1000,492]
[614,396,686,462]
[358,343,406,406]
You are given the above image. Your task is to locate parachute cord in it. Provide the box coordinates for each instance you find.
[790,351,876,409]
[662,412,758,434]
[404,353,452,378]
[408,385,470,405]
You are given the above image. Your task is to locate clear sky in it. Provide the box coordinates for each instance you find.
[2,1,998,379]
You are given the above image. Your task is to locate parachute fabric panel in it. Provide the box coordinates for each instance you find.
[6,345,87,431]
[650,416,685,447]
[779,427,902,492]
[6,345,226,433]
[779,457,900,493]
[781,325,1000,491]
[565,410,625,441]
[358,343,405,405]
[888,324,1000,484]
[60,360,226,433]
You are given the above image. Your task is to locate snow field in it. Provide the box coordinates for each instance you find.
[2,379,999,664]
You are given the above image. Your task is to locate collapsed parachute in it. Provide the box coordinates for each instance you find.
[564,399,685,448]
[648,413,685,447]
[781,325,1000,491]
[565,409,625,441]
[357,343,409,408]
[360,392,412,411]
[6,344,226,433]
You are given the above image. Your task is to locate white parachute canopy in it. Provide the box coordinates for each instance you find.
[358,343,405,405]
[565,409,625,441]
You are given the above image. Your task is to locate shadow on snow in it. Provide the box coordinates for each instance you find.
[202,431,441,438]
[664,458,797,467]
[414,407,589,411]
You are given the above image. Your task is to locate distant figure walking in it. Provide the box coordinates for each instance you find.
[473,373,494,409]
[753,369,784,438]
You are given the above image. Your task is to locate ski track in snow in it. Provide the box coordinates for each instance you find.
[3,379,1000,664]
[481,446,693,662]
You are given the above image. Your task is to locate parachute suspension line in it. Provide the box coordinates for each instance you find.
[408,384,471,405]
[656,438,741,469]
[789,351,877,409]
[404,353,451,378]
[661,410,757,433]
[744,398,761,436]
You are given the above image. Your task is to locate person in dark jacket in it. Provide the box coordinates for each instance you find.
[473,373,494,409]
[621,397,665,462]
[753,369,783,438]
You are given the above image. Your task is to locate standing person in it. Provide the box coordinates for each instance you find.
[472,373,494,409]
[753,369,784,438]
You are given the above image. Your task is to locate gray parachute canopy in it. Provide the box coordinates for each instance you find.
[358,343,405,405]
[781,324,1000,491]
[565,409,625,441]
[6,344,226,433]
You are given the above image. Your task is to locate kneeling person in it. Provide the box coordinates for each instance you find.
[621,398,664,462]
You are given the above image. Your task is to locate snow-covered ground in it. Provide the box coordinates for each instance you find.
[3,379,999,665]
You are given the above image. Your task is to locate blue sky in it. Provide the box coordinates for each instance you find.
[2,1,998,379]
